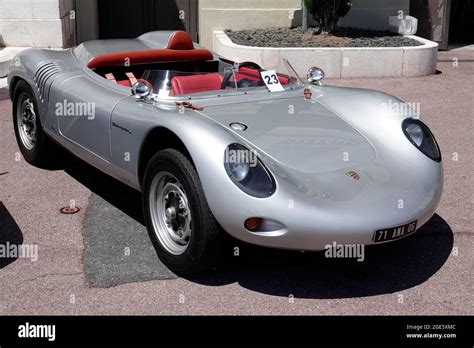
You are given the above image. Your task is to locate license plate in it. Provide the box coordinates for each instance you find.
[373,220,418,243]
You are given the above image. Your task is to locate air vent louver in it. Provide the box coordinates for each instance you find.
[34,62,60,103]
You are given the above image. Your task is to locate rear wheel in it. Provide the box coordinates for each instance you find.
[142,149,223,275]
[12,80,61,166]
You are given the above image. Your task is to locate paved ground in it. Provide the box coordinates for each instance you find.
[83,192,176,287]
[0,50,472,315]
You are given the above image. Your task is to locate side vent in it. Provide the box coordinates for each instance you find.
[34,62,61,104]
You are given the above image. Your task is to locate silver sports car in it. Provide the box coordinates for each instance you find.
[8,30,443,274]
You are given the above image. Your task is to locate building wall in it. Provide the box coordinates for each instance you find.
[200,0,411,49]
[0,0,75,48]
[199,0,303,49]
[410,0,451,46]
[1,0,412,48]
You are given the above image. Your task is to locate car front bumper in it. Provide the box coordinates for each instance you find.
[209,159,443,251]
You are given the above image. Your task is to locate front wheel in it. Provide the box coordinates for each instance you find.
[142,149,223,275]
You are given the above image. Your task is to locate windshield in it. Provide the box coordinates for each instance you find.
[142,59,304,99]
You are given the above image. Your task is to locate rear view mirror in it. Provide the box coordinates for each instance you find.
[307,67,325,86]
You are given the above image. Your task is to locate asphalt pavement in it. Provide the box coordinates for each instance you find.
[0,50,472,315]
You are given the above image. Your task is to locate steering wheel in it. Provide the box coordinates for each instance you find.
[237,78,253,88]
[221,61,263,89]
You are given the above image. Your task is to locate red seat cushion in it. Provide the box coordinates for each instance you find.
[239,67,261,78]
[235,67,261,82]
[171,73,223,95]
[278,74,289,85]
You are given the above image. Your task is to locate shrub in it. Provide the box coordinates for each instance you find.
[304,0,352,33]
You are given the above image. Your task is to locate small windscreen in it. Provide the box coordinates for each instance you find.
[142,59,304,99]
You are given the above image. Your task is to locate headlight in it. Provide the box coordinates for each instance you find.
[228,161,250,181]
[402,118,441,162]
[224,143,276,198]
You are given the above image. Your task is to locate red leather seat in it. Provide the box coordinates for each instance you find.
[237,67,261,80]
[171,73,223,95]
[235,67,289,85]
[277,74,289,85]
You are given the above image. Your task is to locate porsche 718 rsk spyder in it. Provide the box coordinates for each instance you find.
[8,30,443,274]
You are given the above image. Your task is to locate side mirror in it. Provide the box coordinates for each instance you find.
[131,80,153,100]
[307,67,325,86]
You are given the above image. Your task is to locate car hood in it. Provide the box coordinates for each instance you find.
[199,96,375,174]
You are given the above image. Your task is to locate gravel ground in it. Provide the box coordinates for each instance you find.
[226,27,424,48]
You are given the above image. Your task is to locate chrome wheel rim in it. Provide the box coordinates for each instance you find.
[149,171,192,255]
[17,96,37,150]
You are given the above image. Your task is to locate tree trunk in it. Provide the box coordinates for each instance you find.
[302,0,308,30]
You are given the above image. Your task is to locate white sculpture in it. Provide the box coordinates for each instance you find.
[389,15,418,35]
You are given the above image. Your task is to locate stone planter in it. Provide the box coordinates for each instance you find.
[213,31,438,78]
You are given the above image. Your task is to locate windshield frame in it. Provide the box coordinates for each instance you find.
[145,58,305,101]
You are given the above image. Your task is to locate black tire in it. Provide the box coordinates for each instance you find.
[142,148,223,275]
[12,80,61,167]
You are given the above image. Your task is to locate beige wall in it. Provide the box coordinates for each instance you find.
[0,0,75,48]
[201,0,412,49]
[199,0,303,49]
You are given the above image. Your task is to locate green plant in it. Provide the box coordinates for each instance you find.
[304,0,352,33]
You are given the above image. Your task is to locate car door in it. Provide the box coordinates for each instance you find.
[55,74,127,161]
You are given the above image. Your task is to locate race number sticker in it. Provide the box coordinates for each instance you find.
[260,70,285,92]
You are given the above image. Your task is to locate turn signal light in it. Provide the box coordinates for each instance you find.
[244,218,263,231]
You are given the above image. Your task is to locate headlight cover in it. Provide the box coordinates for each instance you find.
[402,118,441,162]
[224,143,276,198]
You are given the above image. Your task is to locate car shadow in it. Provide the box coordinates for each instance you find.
[189,214,453,298]
[64,156,144,224]
[64,157,454,298]
[0,201,24,269]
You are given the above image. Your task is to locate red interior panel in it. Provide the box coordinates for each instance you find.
[88,49,213,69]
[89,31,211,70]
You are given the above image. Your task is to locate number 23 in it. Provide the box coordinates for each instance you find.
[264,74,279,85]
